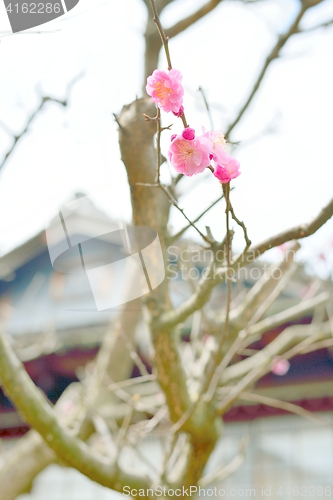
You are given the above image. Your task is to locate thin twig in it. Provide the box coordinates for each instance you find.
[107,374,155,392]
[141,406,169,439]
[118,326,150,377]
[160,432,179,481]
[171,194,224,242]
[218,361,267,413]
[199,436,249,487]
[225,4,308,138]
[166,0,225,40]
[239,392,331,425]
[148,0,172,70]
[203,184,233,399]
[148,0,188,128]
[299,338,333,354]
[138,108,214,246]
[159,183,214,245]
[116,403,134,457]
[0,72,84,173]
[155,107,162,183]
[228,199,251,252]
[156,198,333,331]
[297,17,333,34]
[169,187,233,431]
[198,86,214,130]
[221,320,332,386]
[205,330,247,401]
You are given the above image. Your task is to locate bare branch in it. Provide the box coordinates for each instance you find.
[157,197,333,330]
[238,392,330,425]
[148,0,173,70]
[230,242,300,330]
[141,0,175,12]
[201,184,234,397]
[141,102,213,245]
[226,4,308,138]
[118,98,191,425]
[216,354,266,412]
[205,257,299,400]
[0,301,145,496]
[116,403,134,456]
[0,97,62,172]
[156,258,220,330]
[239,262,298,330]
[159,183,214,244]
[107,374,156,391]
[222,321,332,386]
[170,194,224,243]
[249,197,333,258]
[299,338,333,354]
[0,431,55,500]
[199,436,248,487]
[228,198,252,253]
[0,332,150,491]
[118,325,150,377]
[198,86,214,130]
[167,0,225,39]
[146,0,189,127]
[245,291,330,340]
[298,17,333,34]
[0,73,83,173]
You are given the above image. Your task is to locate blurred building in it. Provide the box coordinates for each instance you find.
[0,193,333,499]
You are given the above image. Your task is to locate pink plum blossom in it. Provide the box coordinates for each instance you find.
[146,69,184,114]
[168,134,212,176]
[203,129,227,164]
[213,152,241,184]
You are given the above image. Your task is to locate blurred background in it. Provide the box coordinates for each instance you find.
[0,0,333,498]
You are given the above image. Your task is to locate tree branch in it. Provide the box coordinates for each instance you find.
[226,4,308,138]
[170,194,224,243]
[230,242,300,330]
[238,391,330,425]
[221,321,331,386]
[0,332,150,492]
[157,197,333,330]
[118,98,191,424]
[0,73,83,173]
[297,17,333,34]
[0,431,55,500]
[166,0,225,39]
[244,291,329,341]
[249,196,333,258]
[199,436,248,487]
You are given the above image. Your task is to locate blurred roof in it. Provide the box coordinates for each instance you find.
[0,192,325,359]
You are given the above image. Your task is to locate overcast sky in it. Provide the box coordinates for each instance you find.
[0,0,333,277]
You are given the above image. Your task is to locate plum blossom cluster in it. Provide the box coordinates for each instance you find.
[169,128,240,182]
[146,68,241,184]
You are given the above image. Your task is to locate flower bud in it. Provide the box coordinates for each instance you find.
[172,105,184,117]
[182,127,195,140]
